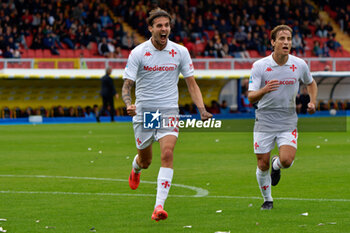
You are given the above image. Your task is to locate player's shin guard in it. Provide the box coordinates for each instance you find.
[256,167,273,202]
[155,167,173,208]
[132,154,141,173]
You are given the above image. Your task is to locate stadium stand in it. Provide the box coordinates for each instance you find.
[0,0,350,119]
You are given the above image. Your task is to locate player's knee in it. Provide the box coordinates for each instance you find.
[138,157,152,169]
[281,158,293,168]
[257,159,269,171]
[161,148,173,164]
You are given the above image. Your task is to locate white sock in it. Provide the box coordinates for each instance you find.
[272,157,294,170]
[155,167,173,208]
[256,167,273,202]
[132,154,141,173]
[272,157,283,170]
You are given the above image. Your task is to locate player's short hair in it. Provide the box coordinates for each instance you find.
[146,8,172,26]
[270,25,293,41]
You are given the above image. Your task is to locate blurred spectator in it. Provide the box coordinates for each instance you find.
[213,35,225,58]
[316,22,329,38]
[43,32,60,55]
[98,37,113,58]
[96,67,119,122]
[204,39,218,57]
[312,41,323,57]
[322,42,330,57]
[234,27,248,44]
[122,32,136,50]
[241,90,253,112]
[292,33,305,56]
[85,106,95,118]
[100,10,113,29]
[326,35,342,52]
[209,100,221,114]
[220,100,230,114]
[297,87,310,114]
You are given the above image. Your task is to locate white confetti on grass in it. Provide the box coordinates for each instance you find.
[215,231,230,233]
[248,203,253,207]
[318,223,325,226]
[316,145,320,149]
[88,148,92,151]
[98,151,102,154]
[36,220,40,223]
[216,210,222,213]
[0,219,6,221]
[301,212,309,216]
[215,139,220,142]
[0,226,6,232]
[327,222,337,225]
[183,225,192,228]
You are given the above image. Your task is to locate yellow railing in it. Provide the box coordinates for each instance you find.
[34,58,80,69]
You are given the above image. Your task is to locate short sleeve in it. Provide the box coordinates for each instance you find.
[123,50,139,81]
[180,48,194,78]
[300,61,313,85]
[248,63,262,91]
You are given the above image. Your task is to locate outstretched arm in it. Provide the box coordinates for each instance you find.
[185,76,212,120]
[306,80,318,114]
[122,79,136,116]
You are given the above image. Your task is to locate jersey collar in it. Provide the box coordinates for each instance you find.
[147,38,172,51]
[269,53,292,67]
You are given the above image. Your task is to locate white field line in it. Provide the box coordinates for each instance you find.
[1,175,349,202]
[0,174,208,197]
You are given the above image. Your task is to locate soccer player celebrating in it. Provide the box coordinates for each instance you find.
[248,25,318,209]
[122,8,212,221]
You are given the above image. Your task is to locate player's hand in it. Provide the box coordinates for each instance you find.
[307,102,316,114]
[264,80,280,93]
[200,110,213,121]
[126,104,136,116]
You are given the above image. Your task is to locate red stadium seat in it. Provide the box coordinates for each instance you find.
[43,49,51,58]
[121,49,130,58]
[26,49,36,58]
[65,49,75,58]
[35,49,44,58]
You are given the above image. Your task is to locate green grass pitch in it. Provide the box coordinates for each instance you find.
[0,118,349,233]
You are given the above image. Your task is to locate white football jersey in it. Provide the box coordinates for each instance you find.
[123,39,194,122]
[248,54,313,132]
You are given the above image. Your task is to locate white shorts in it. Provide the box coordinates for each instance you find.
[133,121,179,150]
[253,128,298,154]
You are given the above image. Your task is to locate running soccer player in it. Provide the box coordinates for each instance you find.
[122,8,212,221]
[248,25,318,210]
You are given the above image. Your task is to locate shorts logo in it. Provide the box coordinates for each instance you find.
[254,142,259,150]
[143,109,161,129]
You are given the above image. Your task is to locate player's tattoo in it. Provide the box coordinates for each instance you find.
[122,79,134,106]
